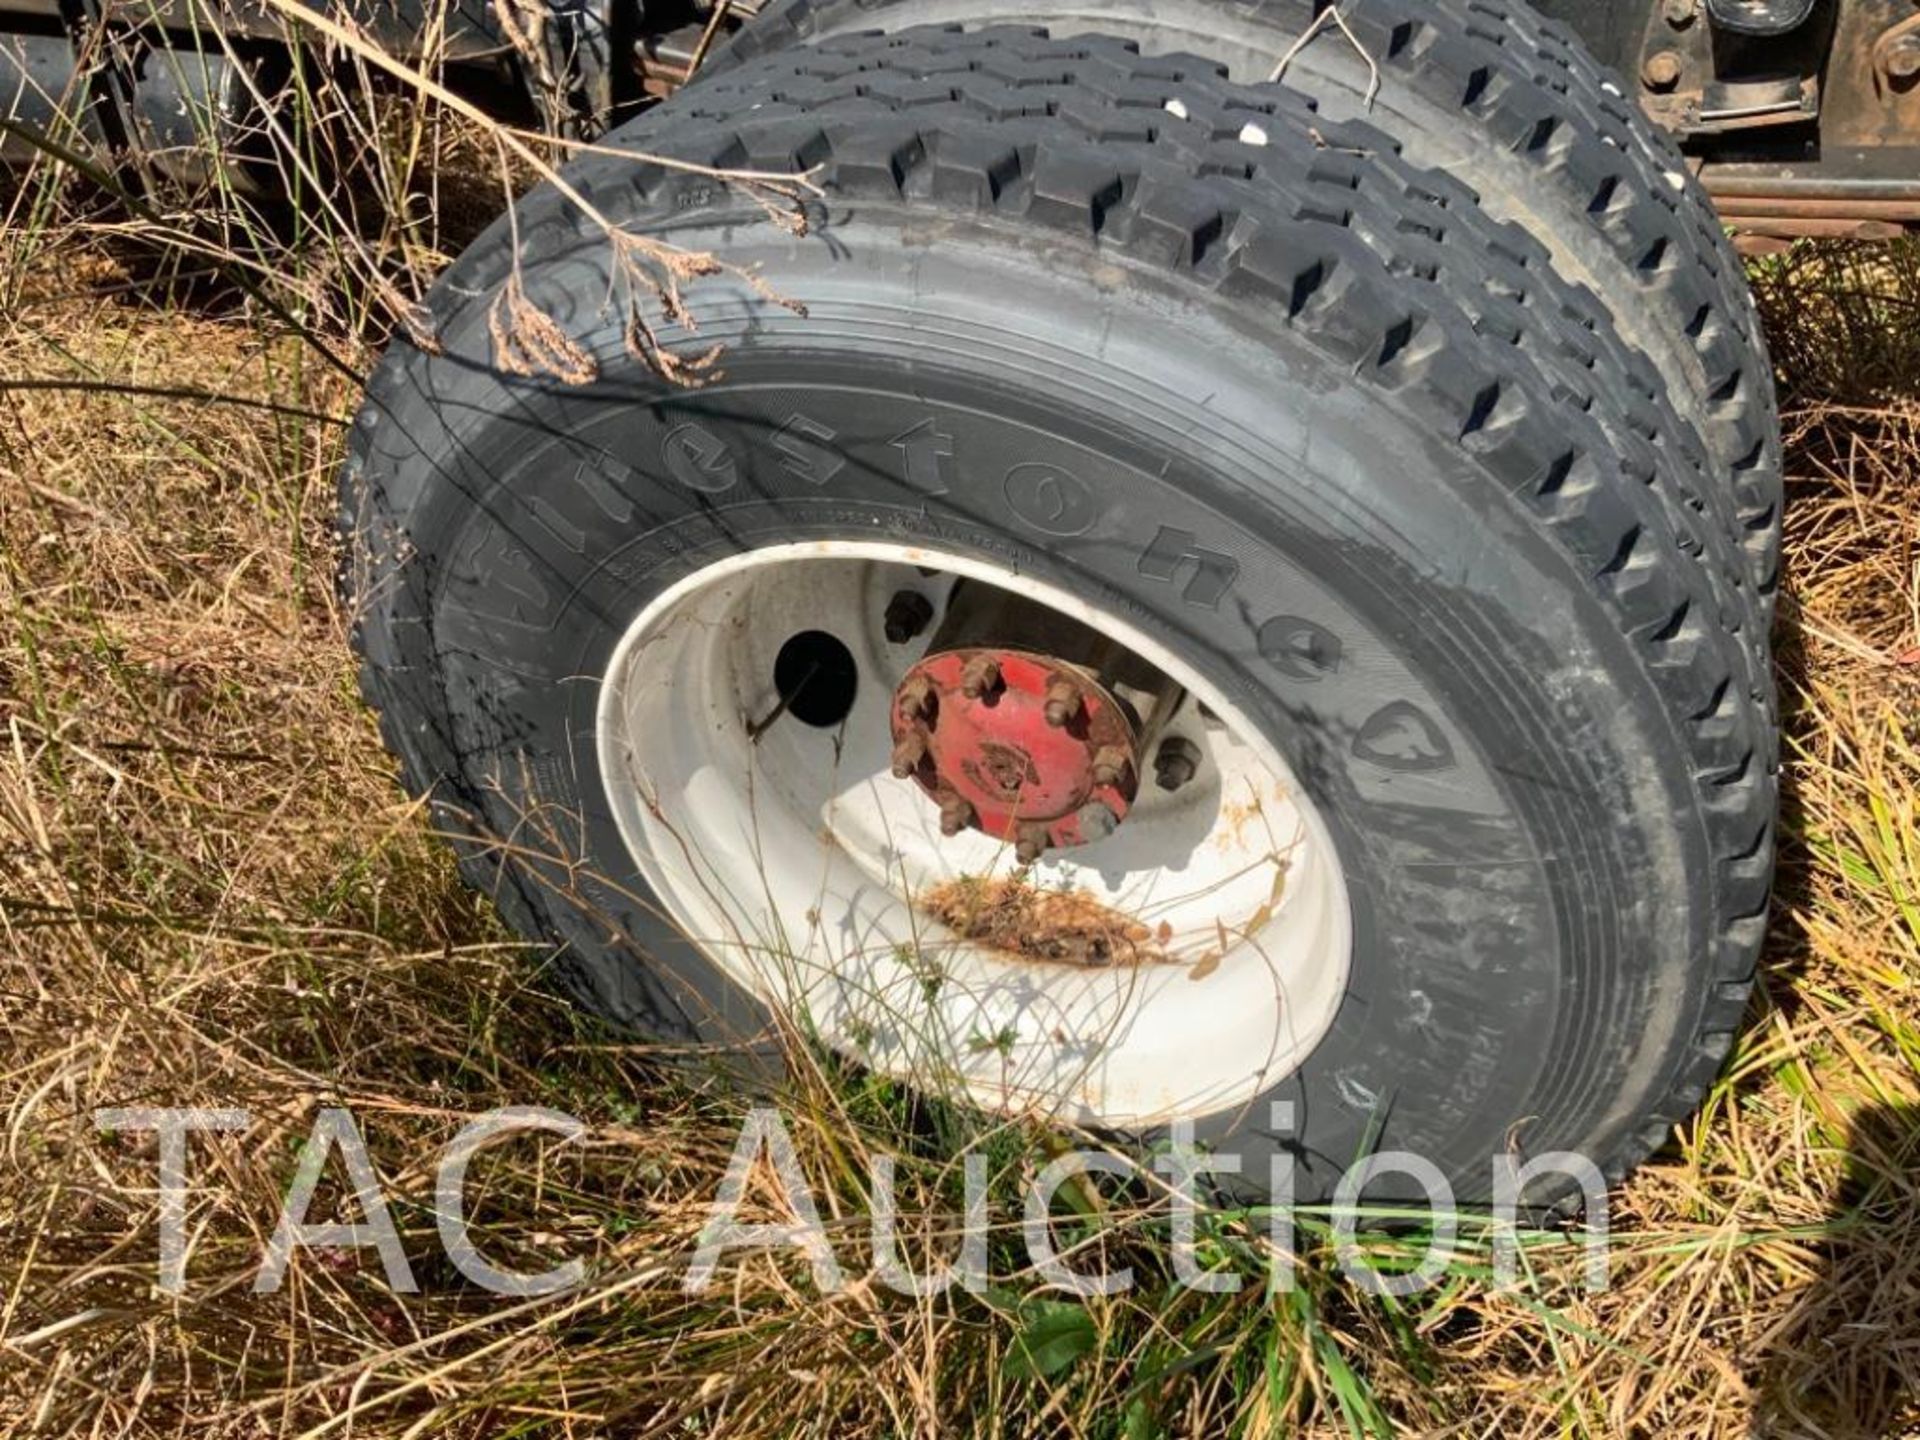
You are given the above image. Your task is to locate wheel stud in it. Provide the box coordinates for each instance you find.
[1089,744,1129,787]
[898,675,935,721]
[883,590,935,644]
[1043,676,1082,728]
[1076,802,1120,842]
[938,795,975,836]
[1014,823,1051,865]
[960,655,1002,699]
[890,732,927,778]
[1154,736,1201,793]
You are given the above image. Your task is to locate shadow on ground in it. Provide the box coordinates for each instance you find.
[1751,1102,1920,1437]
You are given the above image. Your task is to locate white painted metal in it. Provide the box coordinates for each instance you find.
[596,542,1352,1125]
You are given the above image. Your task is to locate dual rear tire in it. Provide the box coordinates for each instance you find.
[344,20,1777,1203]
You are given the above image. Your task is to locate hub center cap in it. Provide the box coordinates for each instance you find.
[889,646,1140,862]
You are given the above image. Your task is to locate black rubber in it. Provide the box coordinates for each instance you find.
[342,27,1775,1204]
[711,0,1785,608]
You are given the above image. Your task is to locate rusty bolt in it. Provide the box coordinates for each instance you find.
[1089,745,1130,787]
[1662,0,1695,27]
[883,590,935,644]
[898,674,936,721]
[1043,676,1082,728]
[1887,37,1920,83]
[938,795,975,836]
[890,732,927,779]
[1076,802,1120,843]
[1642,50,1684,91]
[1014,823,1051,865]
[959,655,1002,700]
[1153,736,1202,793]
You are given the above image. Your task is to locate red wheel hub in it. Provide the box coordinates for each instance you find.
[889,647,1140,862]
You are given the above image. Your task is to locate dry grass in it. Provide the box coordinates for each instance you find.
[921,876,1176,969]
[1,173,1917,1436]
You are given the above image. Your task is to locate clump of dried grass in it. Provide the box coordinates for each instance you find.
[1,194,1917,1440]
[2,0,816,387]
[922,875,1175,968]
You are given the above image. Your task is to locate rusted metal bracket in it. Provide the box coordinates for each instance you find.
[1637,0,1829,139]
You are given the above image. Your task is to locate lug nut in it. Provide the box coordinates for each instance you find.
[1662,0,1695,27]
[1076,802,1120,843]
[1089,745,1130,787]
[883,590,935,644]
[1042,676,1082,728]
[960,655,1002,699]
[890,732,927,779]
[897,675,935,721]
[1642,49,1684,91]
[1014,823,1051,865]
[1154,736,1202,793]
[938,795,975,836]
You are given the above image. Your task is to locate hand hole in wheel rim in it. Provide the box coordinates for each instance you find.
[596,542,1352,1126]
[770,629,860,729]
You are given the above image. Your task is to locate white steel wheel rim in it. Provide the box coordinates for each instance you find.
[596,542,1352,1126]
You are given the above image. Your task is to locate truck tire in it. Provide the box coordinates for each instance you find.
[342,27,1775,1205]
[712,0,1785,609]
